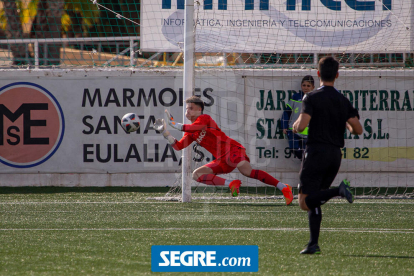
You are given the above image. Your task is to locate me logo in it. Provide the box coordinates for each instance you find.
[0,82,65,168]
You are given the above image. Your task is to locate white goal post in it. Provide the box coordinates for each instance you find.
[182,0,196,202]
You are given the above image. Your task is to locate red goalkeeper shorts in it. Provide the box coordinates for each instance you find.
[205,146,250,174]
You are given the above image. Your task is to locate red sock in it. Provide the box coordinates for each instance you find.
[196,174,226,186]
[249,169,280,187]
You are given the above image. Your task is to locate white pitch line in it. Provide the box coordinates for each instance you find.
[0,201,413,205]
[1,210,413,213]
[0,227,413,234]
[0,210,303,213]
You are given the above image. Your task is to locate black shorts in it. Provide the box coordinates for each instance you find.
[299,144,342,195]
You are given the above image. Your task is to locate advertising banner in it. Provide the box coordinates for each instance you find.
[0,70,242,175]
[0,69,413,187]
[244,71,414,176]
[141,0,413,53]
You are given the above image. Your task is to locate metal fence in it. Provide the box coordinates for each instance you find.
[0,37,412,69]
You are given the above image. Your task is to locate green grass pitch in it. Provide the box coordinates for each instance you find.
[0,187,413,275]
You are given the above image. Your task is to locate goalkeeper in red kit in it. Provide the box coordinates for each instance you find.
[153,96,293,205]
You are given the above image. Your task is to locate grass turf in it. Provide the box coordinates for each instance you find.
[0,187,413,275]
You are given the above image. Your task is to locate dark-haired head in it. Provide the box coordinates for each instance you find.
[301,75,315,93]
[318,56,339,82]
[186,96,204,112]
[301,75,314,86]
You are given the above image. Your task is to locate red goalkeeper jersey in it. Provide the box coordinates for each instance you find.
[172,114,244,158]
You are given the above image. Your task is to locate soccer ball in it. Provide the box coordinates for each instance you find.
[121,113,140,133]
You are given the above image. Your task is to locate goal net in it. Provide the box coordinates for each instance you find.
[141,0,414,201]
[0,0,413,200]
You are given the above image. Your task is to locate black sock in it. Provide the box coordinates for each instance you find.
[305,188,340,209]
[308,206,322,246]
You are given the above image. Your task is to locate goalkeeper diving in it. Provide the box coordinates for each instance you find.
[153,96,293,205]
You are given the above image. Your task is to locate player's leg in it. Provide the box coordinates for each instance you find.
[299,194,322,254]
[193,165,228,186]
[298,191,322,254]
[193,160,241,196]
[299,145,350,254]
[338,179,354,203]
[302,147,346,210]
[298,146,324,254]
[236,160,294,205]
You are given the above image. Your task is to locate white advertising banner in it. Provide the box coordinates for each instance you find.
[0,71,183,173]
[0,69,413,187]
[141,0,413,53]
[244,71,414,176]
[0,70,244,176]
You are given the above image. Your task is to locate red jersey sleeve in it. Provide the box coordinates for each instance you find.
[172,132,195,151]
[182,115,210,133]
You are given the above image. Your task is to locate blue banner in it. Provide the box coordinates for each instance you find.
[151,245,259,272]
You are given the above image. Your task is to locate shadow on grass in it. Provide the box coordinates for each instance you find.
[0,186,171,194]
[344,254,414,259]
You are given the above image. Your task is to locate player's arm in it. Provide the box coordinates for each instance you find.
[153,118,194,150]
[346,117,363,135]
[153,118,177,145]
[165,110,206,133]
[164,110,184,131]
[171,134,194,151]
[292,113,311,133]
[345,100,362,135]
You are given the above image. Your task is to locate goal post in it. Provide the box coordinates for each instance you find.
[182,0,196,202]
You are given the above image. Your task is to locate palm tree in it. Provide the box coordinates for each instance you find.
[30,0,64,65]
[2,0,26,65]
[118,0,140,36]
[64,0,100,38]
[2,0,137,66]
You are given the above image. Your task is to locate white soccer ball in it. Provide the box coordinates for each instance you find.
[121,113,140,133]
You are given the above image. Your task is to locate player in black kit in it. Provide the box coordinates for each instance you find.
[293,57,363,254]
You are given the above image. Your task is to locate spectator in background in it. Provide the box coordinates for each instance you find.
[281,75,315,160]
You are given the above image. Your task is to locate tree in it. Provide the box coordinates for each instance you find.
[1,0,138,66]
[30,0,64,65]
[2,0,26,65]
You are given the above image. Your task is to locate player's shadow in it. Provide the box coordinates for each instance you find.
[344,254,414,259]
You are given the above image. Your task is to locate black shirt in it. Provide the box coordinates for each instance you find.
[301,85,359,148]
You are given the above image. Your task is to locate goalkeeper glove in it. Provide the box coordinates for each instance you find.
[165,110,183,131]
[153,118,176,144]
